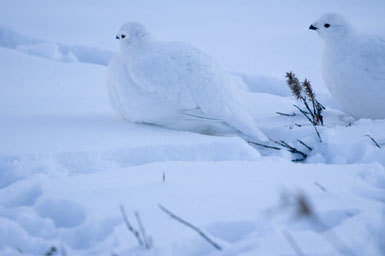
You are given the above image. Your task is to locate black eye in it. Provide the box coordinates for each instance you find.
[121,34,126,39]
[324,23,330,28]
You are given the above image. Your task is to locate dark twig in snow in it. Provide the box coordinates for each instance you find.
[248,141,281,151]
[276,112,296,117]
[119,205,144,247]
[293,104,312,122]
[297,139,312,151]
[293,104,322,142]
[158,204,222,251]
[312,125,322,143]
[302,97,316,120]
[314,181,327,192]
[282,230,306,256]
[270,139,308,162]
[366,135,381,149]
[135,211,152,249]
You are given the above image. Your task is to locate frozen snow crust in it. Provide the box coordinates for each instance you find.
[1,1,385,255]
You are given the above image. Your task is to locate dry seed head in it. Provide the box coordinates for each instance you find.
[303,79,315,101]
[286,72,302,99]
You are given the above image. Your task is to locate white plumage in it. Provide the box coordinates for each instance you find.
[107,22,267,141]
[310,13,385,119]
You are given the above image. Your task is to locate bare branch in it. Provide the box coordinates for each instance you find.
[297,139,312,151]
[366,135,381,149]
[276,112,296,117]
[303,98,316,121]
[158,204,222,251]
[135,211,152,249]
[270,139,308,162]
[314,181,327,192]
[312,125,322,143]
[119,205,144,247]
[292,105,323,142]
[282,230,306,256]
[293,105,313,124]
[248,141,281,150]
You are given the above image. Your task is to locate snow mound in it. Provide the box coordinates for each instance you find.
[0,25,113,65]
[233,72,291,96]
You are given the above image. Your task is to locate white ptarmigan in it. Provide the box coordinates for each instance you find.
[107,22,267,141]
[309,13,385,119]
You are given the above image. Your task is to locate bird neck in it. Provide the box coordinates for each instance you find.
[324,32,360,58]
[119,37,151,55]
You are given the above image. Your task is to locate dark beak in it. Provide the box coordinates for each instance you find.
[116,35,120,40]
[309,24,318,30]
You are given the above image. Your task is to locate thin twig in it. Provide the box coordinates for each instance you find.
[297,139,312,151]
[314,181,327,192]
[302,97,315,121]
[282,230,306,256]
[293,103,322,142]
[270,139,308,162]
[315,100,325,126]
[276,112,296,117]
[248,141,281,151]
[312,124,322,143]
[293,105,313,124]
[366,135,381,149]
[316,100,325,110]
[158,204,222,251]
[135,211,151,249]
[294,104,322,142]
[119,205,144,247]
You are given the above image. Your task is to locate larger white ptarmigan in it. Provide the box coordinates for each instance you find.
[309,13,385,119]
[107,22,267,141]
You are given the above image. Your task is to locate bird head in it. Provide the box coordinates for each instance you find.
[309,13,354,44]
[115,22,151,49]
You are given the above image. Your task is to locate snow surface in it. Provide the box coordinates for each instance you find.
[1,1,385,255]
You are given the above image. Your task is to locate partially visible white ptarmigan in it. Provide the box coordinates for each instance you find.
[107,22,267,141]
[310,13,385,119]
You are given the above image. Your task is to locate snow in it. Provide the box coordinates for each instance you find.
[1,0,385,255]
